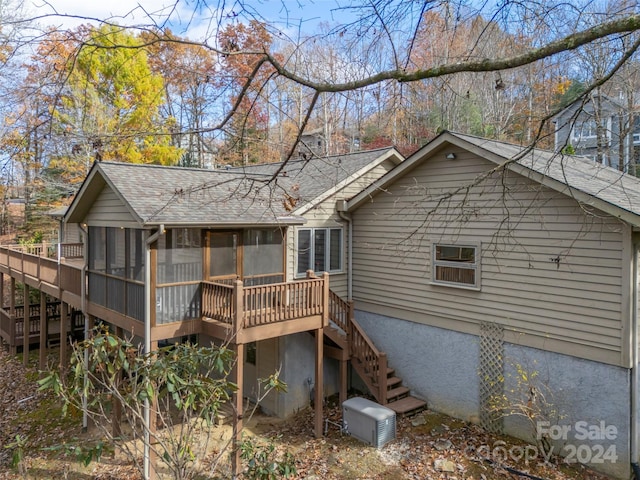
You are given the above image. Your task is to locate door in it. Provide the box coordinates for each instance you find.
[207,231,241,283]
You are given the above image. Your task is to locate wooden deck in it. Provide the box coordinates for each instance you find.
[201,276,329,344]
[0,243,331,349]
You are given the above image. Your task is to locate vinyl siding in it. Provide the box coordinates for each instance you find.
[286,160,397,298]
[351,148,629,366]
[84,185,138,227]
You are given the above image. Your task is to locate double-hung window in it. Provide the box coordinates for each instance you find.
[297,227,343,276]
[432,243,480,288]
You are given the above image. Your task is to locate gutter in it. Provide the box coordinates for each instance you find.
[143,225,164,480]
[336,201,352,301]
[632,236,640,475]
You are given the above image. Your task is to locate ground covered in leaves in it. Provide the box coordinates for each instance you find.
[0,347,614,479]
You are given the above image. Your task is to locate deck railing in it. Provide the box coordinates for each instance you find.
[202,274,328,330]
[328,290,351,334]
[327,290,389,405]
[0,302,84,350]
[0,243,83,290]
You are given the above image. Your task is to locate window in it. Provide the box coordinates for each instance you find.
[432,243,479,288]
[297,227,343,276]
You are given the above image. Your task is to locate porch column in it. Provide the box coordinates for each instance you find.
[9,277,15,355]
[22,283,29,366]
[59,302,68,369]
[232,342,244,478]
[315,326,324,438]
[39,291,47,370]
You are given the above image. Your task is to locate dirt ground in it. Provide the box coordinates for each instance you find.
[0,347,614,480]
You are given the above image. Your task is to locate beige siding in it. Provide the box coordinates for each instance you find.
[84,185,138,227]
[63,223,82,243]
[351,148,628,366]
[286,160,396,298]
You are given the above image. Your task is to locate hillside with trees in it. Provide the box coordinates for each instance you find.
[0,0,637,236]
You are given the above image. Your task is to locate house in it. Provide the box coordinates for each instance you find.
[342,130,640,479]
[553,93,640,172]
[4,130,640,479]
[0,146,410,476]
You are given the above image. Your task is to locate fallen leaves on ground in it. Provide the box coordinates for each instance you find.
[0,347,613,479]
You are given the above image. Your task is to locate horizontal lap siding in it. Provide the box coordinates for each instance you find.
[286,161,396,299]
[352,149,626,365]
[85,185,138,227]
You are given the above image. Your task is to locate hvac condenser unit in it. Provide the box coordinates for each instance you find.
[342,397,396,448]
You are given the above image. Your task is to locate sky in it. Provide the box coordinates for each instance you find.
[25,0,347,41]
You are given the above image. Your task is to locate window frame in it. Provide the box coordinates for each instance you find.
[296,227,344,277]
[431,242,481,290]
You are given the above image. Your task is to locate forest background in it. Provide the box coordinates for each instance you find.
[0,0,637,237]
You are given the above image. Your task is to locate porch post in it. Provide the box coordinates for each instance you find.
[39,290,47,370]
[232,341,244,478]
[22,283,29,366]
[233,279,244,343]
[59,302,68,369]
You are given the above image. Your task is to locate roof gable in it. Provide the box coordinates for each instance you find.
[346,131,640,228]
[64,147,402,228]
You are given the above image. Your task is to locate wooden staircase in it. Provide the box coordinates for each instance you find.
[327,291,427,416]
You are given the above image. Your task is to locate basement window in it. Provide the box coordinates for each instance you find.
[432,243,480,289]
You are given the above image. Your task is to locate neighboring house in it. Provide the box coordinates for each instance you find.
[553,93,640,172]
[342,130,640,479]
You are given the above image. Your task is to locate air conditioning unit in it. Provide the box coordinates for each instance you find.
[342,397,396,448]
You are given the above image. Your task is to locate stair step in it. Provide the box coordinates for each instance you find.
[386,395,427,416]
[387,376,402,388]
[386,386,409,401]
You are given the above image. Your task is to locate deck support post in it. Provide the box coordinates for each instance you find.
[232,341,244,479]
[22,283,29,366]
[9,277,15,355]
[59,302,68,369]
[112,326,124,439]
[148,339,159,480]
[0,273,3,350]
[315,326,324,437]
[339,359,348,405]
[39,290,47,370]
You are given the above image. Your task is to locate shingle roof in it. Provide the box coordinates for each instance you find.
[453,132,640,222]
[84,147,398,226]
[346,131,640,227]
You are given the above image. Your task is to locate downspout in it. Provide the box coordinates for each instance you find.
[631,236,640,476]
[337,201,352,301]
[144,225,164,480]
[79,224,88,431]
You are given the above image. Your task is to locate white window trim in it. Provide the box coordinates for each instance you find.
[430,242,481,290]
[296,227,344,277]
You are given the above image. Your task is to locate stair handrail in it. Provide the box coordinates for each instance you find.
[328,290,388,404]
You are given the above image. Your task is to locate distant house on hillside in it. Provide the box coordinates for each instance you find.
[553,93,640,172]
